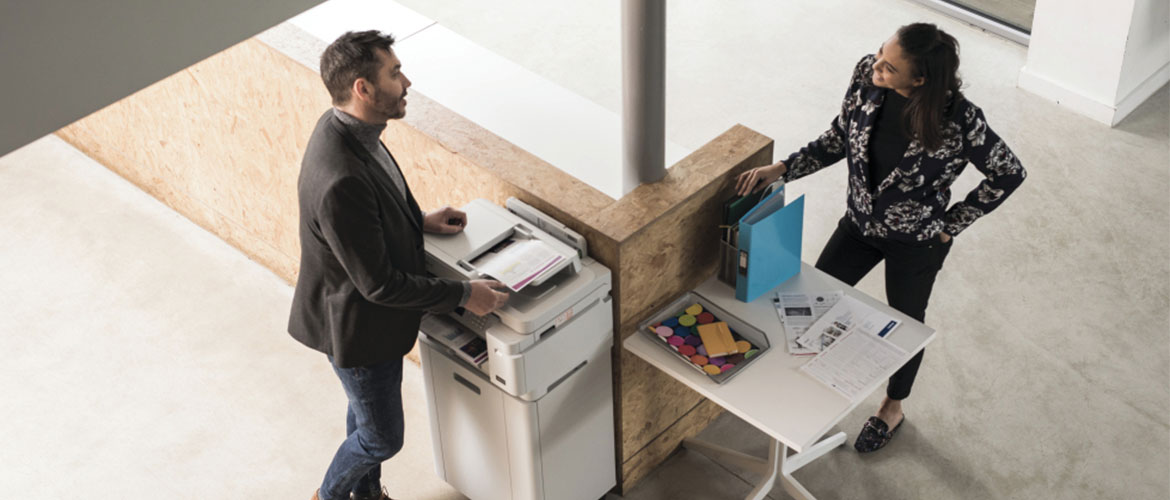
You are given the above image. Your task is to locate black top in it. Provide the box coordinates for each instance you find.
[867,89,910,192]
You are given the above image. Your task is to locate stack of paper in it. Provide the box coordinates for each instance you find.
[773,291,844,355]
[421,314,488,367]
[472,239,565,292]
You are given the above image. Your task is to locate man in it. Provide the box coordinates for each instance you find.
[288,30,510,500]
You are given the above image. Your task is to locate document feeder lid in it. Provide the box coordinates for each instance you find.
[425,199,600,334]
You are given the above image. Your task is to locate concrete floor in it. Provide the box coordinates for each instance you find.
[2,0,1167,499]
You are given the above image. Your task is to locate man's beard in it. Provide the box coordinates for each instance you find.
[373,87,406,119]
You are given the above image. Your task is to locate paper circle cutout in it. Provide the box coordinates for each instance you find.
[685,304,703,316]
[696,312,715,324]
[674,326,691,337]
[668,335,685,346]
[685,335,702,347]
[690,355,708,366]
[744,349,759,359]
[678,345,696,357]
[708,356,725,367]
[720,364,735,373]
[697,345,708,357]
[654,326,673,337]
[703,364,722,375]
[662,317,679,328]
[678,315,697,327]
[736,340,752,353]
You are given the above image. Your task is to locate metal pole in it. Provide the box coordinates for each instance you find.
[621,0,667,188]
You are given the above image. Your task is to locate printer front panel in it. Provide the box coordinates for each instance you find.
[487,289,612,401]
[533,338,616,500]
[419,338,514,500]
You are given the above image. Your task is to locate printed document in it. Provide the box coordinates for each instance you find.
[796,295,907,401]
[421,314,488,367]
[800,328,906,401]
[793,295,901,353]
[473,239,565,292]
[773,291,844,355]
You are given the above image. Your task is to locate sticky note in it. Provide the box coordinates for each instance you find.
[697,321,738,357]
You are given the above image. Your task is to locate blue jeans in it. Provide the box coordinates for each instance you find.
[320,355,405,500]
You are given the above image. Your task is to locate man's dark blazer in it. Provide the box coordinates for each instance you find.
[288,110,463,368]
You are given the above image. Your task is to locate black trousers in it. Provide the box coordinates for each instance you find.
[814,217,952,400]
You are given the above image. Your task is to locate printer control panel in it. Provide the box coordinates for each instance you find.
[455,309,492,332]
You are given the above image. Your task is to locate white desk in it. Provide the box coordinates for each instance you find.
[623,263,936,500]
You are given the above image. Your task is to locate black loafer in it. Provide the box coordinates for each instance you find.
[854,415,904,453]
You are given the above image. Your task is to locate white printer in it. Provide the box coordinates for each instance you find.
[418,198,616,500]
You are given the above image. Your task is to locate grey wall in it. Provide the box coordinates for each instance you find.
[0,0,320,157]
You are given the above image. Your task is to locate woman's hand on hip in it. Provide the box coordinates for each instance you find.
[736,161,786,196]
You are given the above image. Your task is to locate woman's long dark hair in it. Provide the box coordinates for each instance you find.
[897,23,963,151]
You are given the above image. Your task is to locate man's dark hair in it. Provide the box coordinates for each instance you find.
[320,30,396,105]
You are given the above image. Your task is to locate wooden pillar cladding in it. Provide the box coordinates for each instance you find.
[594,129,773,490]
[55,36,773,493]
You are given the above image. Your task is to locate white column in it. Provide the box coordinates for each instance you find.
[1019,0,1170,126]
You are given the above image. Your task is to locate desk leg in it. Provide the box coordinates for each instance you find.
[682,431,846,500]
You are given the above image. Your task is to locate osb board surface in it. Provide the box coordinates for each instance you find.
[403,103,774,251]
[620,398,725,492]
[57,39,326,283]
[611,135,771,484]
[401,91,616,228]
[619,353,707,462]
[593,125,773,241]
[386,92,620,272]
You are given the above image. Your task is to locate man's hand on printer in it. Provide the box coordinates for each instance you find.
[465,280,510,316]
[423,206,467,234]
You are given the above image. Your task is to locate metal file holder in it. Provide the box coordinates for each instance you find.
[637,291,771,385]
[717,181,784,287]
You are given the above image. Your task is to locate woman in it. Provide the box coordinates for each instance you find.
[736,23,1026,452]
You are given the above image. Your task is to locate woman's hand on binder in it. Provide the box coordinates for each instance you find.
[466,279,510,316]
[736,161,787,196]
